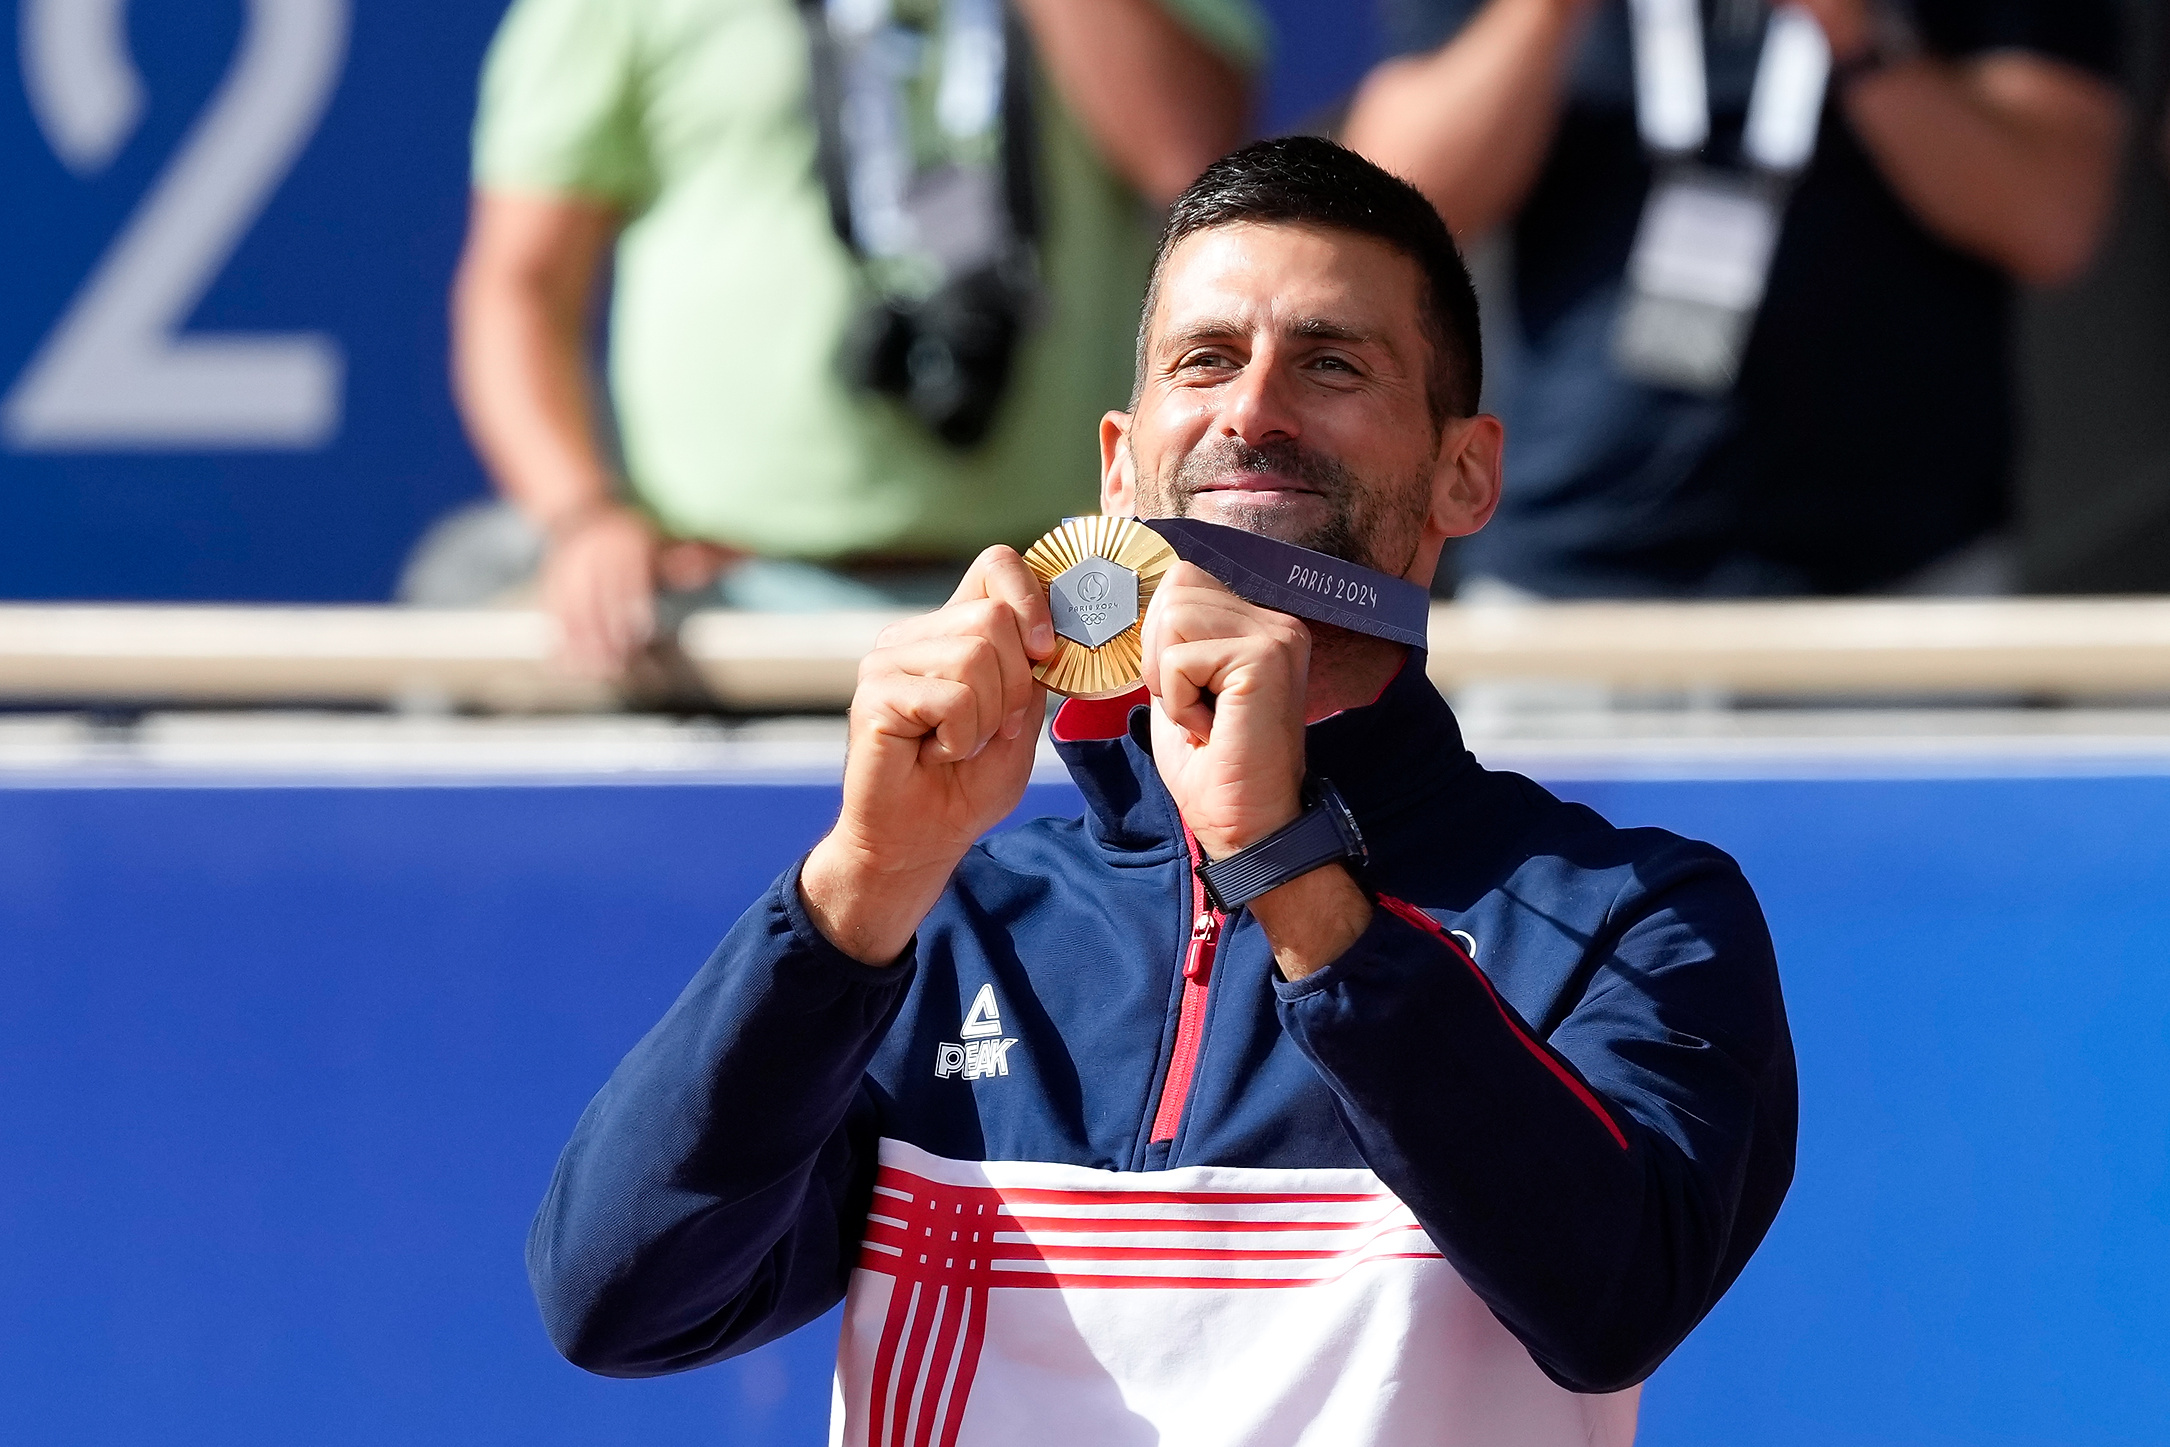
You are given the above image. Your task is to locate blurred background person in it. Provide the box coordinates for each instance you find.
[1344,0,2125,600]
[428,0,1259,676]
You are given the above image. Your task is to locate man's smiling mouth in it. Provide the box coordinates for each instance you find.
[1191,474,1324,495]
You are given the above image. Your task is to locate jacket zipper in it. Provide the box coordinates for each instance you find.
[1149,828,1223,1145]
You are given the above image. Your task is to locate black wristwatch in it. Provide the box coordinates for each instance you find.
[1195,777,1368,913]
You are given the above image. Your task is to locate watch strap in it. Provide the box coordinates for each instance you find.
[1195,780,1365,913]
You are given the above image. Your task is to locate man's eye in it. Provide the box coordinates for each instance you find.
[1311,355,1358,374]
[1178,350,1234,371]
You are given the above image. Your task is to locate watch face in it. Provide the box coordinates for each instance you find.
[1336,798,1368,863]
[1022,517,1177,699]
[1314,778,1367,863]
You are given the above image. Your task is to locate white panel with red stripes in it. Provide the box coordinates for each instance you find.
[830,1140,1640,1447]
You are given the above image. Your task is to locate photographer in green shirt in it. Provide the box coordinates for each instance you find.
[449,0,1260,676]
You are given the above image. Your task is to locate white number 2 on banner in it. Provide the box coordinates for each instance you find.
[7,0,349,451]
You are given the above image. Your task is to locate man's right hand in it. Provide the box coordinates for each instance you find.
[542,504,665,679]
[800,547,1056,964]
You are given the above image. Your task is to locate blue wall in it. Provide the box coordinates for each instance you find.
[0,0,1380,603]
[3,773,2165,1444]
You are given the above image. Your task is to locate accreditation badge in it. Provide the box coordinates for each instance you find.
[1022,516,1177,699]
[1612,164,1786,396]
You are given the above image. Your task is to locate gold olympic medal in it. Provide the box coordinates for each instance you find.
[1021,516,1178,700]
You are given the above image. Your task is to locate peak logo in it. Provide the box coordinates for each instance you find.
[937,984,1019,1080]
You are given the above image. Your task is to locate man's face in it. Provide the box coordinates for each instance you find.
[1100,222,1499,582]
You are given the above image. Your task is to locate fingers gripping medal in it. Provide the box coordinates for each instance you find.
[1022,517,1177,699]
[1025,513,1429,698]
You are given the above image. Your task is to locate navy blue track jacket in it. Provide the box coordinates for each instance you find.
[529,659,1796,1437]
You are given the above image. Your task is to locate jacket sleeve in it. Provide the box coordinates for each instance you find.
[527,859,915,1376]
[1273,844,1795,1393]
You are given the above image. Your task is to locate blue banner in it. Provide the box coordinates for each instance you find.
[1,0,503,601]
[3,772,2168,1442]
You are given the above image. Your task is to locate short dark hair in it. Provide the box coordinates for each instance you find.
[1136,136,1482,424]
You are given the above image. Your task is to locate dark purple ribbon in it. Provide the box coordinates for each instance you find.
[1142,517,1431,650]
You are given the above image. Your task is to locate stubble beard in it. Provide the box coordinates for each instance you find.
[1130,435,1433,579]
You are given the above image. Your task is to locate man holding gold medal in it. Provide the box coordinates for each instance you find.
[530,138,1795,1445]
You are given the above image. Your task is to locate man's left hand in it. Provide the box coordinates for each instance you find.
[1140,562,1310,861]
[1140,562,1373,978]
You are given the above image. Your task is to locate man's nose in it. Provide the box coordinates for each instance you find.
[1218,352,1301,448]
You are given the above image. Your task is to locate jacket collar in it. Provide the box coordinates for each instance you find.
[1049,652,1475,860]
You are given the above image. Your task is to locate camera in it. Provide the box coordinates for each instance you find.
[845,261,1032,449]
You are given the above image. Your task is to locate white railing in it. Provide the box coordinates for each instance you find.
[2,598,2168,710]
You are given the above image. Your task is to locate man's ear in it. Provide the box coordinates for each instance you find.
[1099,410,1137,515]
[1430,413,1504,538]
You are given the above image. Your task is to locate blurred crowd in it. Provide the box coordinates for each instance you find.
[408,0,2159,679]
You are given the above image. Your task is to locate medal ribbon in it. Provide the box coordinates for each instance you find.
[1142,517,1432,651]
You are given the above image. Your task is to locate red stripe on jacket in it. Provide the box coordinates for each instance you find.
[1375,895,1630,1151]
